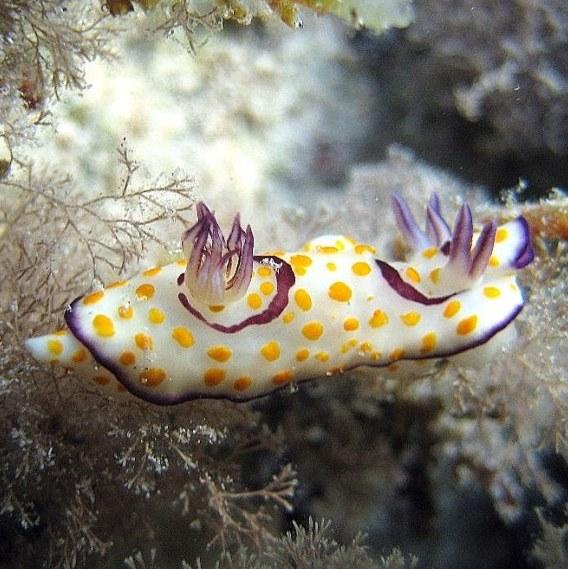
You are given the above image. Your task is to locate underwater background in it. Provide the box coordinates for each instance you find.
[0,1,567,567]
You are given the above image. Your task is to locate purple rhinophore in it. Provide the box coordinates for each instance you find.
[392,193,502,279]
[182,202,254,305]
[178,256,296,333]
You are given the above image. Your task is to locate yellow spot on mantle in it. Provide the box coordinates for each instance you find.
[483,286,501,298]
[207,345,232,362]
[401,311,421,326]
[420,332,437,354]
[457,315,478,335]
[247,293,262,310]
[260,281,275,295]
[172,327,194,348]
[83,291,104,305]
[204,368,225,386]
[354,243,376,255]
[328,281,352,302]
[495,228,508,243]
[93,314,115,337]
[489,255,500,268]
[119,351,136,366]
[47,339,64,356]
[294,289,312,311]
[405,267,421,283]
[422,247,438,259]
[283,311,295,324]
[234,377,252,391]
[369,309,389,328]
[352,261,371,276]
[135,332,153,351]
[148,308,166,324]
[136,283,155,300]
[343,317,359,331]
[143,267,162,277]
[261,341,281,361]
[272,370,294,385]
[302,321,324,341]
[139,367,167,387]
[429,268,441,284]
[118,305,134,319]
[296,347,310,362]
[443,300,460,318]
[389,348,405,361]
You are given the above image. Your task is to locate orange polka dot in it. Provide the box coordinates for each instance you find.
[389,348,405,361]
[290,254,312,267]
[354,243,376,254]
[294,289,312,311]
[405,267,421,283]
[247,293,262,310]
[260,281,274,296]
[143,267,161,277]
[422,247,438,259]
[119,351,136,366]
[429,268,441,284]
[207,345,232,362]
[302,321,324,341]
[352,261,371,276]
[135,333,153,351]
[359,341,373,353]
[83,291,104,305]
[495,228,508,243]
[326,262,337,271]
[369,309,389,328]
[443,300,461,318]
[234,377,253,391]
[296,348,310,362]
[318,246,339,254]
[260,341,280,361]
[489,255,500,267]
[283,312,295,324]
[328,281,352,302]
[93,314,115,337]
[257,266,272,277]
[420,332,437,354]
[136,283,155,300]
[457,315,478,335]
[343,317,360,331]
[172,327,194,348]
[400,311,421,326]
[106,280,127,289]
[272,370,294,385]
[483,286,501,298]
[139,367,167,386]
[148,308,166,324]
[315,352,330,362]
[208,305,225,312]
[118,305,134,319]
[47,339,64,356]
[204,368,226,386]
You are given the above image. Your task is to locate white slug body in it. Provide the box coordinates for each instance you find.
[25,196,533,405]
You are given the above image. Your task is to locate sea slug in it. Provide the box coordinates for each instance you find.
[25,194,534,404]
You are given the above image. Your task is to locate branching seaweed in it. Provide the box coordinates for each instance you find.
[0,145,195,344]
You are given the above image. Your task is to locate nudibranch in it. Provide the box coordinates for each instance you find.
[25,195,533,405]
